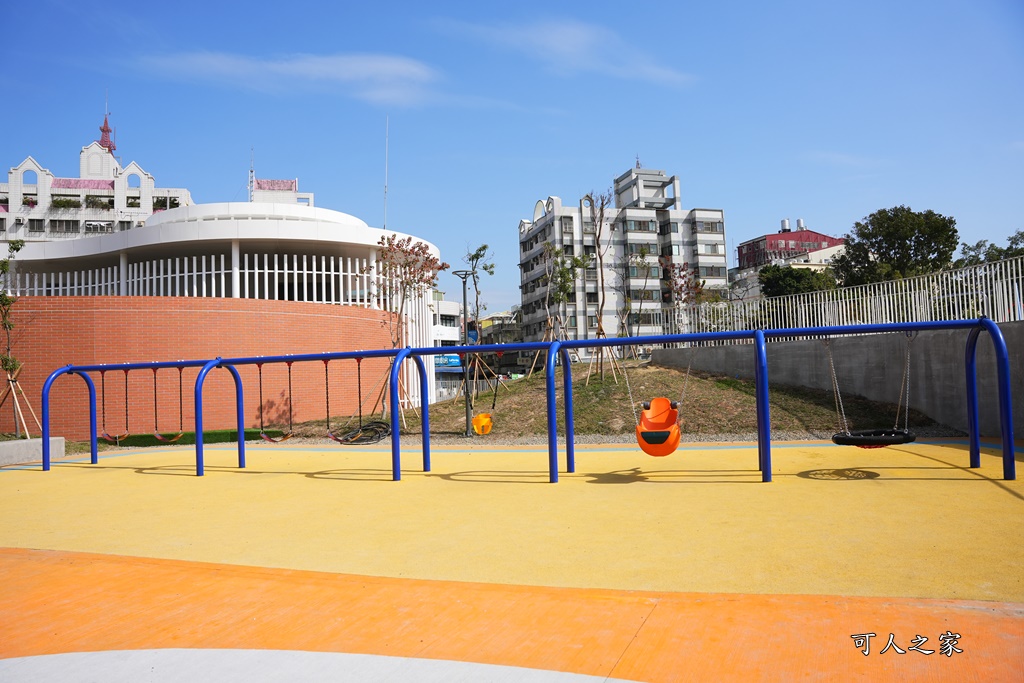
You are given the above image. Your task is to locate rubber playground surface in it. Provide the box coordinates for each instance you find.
[1,438,1022,681]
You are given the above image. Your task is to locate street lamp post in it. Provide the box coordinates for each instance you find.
[452,270,474,437]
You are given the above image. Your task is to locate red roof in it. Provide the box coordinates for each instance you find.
[255,179,297,191]
[52,178,115,190]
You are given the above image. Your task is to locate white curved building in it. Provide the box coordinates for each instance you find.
[11,201,435,338]
[3,119,441,409]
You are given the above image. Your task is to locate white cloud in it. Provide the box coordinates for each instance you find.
[137,51,440,106]
[439,19,693,86]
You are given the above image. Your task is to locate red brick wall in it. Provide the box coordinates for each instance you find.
[3,297,394,441]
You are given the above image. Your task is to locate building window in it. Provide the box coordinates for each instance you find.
[586,292,598,303]
[699,266,726,278]
[84,221,113,233]
[567,315,576,327]
[694,221,724,234]
[28,219,45,233]
[582,221,595,233]
[628,265,661,279]
[118,221,132,231]
[561,217,574,232]
[705,243,719,254]
[626,219,657,232]
[584,269,598,281]
[587,315,598,328]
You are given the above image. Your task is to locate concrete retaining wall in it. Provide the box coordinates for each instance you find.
[0,437,65,467]
[651,321,1022,437]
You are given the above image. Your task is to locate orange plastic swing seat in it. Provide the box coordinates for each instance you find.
[636,397,681,457]
[472,413,493,435]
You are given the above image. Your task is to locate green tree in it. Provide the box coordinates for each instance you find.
[831,206,959,286]
[542,243,590,338]
[525,244,590,376]
[758,264,836,298]
[463,244,496,333]
[954,229,1024,268]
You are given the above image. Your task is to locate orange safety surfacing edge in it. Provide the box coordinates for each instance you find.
[2,548,1021,682]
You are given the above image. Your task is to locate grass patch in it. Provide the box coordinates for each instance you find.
[309,362,942,439]
[68,428,281,451]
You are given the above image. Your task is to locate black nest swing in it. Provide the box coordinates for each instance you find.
[824,334,917,449]
[831,428,915,448]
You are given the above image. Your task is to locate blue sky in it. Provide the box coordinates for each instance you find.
[4,0,1022,312]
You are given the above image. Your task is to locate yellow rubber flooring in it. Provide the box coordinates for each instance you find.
[2,439,1022,681]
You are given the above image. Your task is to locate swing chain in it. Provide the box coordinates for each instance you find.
[623,357,639,425]
[823,338,850,435]
[893,332,916,431]
[679,346,693,407]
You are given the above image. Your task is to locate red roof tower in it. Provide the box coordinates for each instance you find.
[97,115,116,155]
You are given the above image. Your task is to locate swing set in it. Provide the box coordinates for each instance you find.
[623,347,692,457]
[824,333,917,448]
[99,365,188,444]
[324,357,391,444]
[470,351,505,436]
[256,361,295,443]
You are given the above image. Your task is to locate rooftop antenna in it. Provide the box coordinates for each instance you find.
[248,147,255,202]
[636,154,641,169]
[383,115,389,230]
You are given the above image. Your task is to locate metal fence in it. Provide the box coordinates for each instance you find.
[435,377,501,402]
[679,256,1024,341]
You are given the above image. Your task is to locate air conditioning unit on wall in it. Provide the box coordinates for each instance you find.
[14,217,24,225]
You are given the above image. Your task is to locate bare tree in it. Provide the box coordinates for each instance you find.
[583,189,616,381]
[615,243,654,346]
[367,234,450,349]
[0,239,38,437]
[363,235,449,422]
[659,256,704,334]
[0,240,25,377]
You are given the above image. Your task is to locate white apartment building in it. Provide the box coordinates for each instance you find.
[518,167,727,352]
[1,116,192,238]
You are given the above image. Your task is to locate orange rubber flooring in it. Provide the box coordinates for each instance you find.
[1,439,1022,681]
